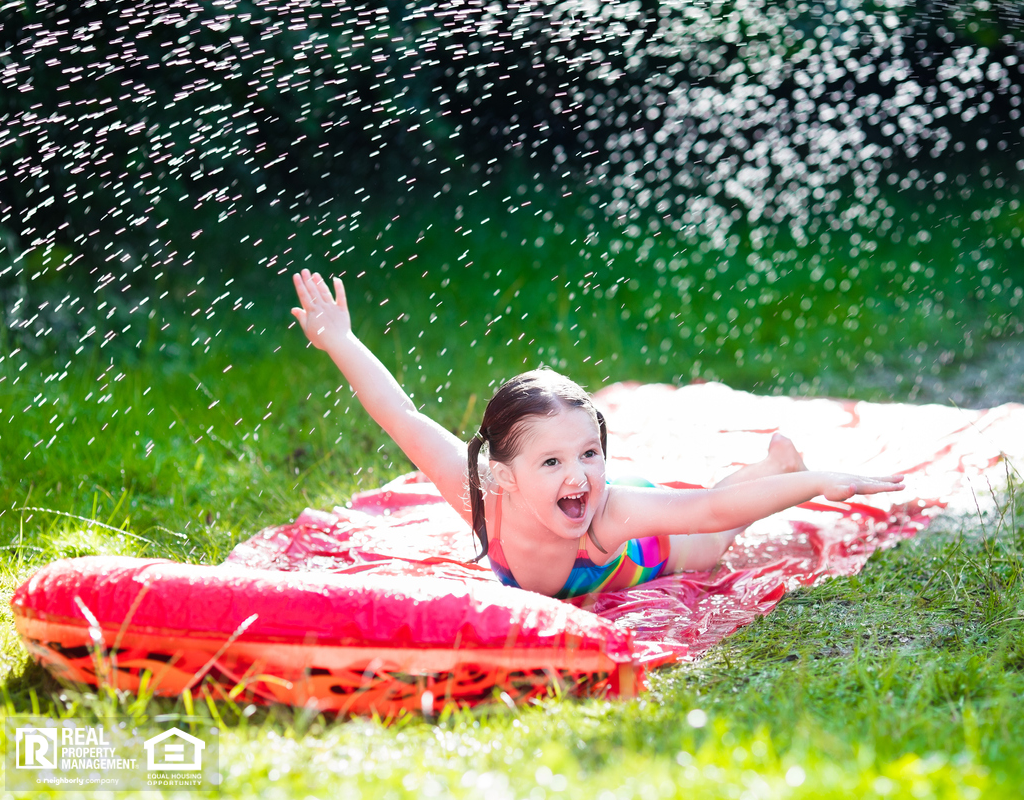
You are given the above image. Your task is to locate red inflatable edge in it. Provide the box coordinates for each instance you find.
[12,556,643,713]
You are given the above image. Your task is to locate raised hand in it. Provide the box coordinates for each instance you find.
[291,269,351,352]
[288,269,469,520]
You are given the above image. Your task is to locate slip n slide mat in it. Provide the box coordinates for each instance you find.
[13,382,1024,714]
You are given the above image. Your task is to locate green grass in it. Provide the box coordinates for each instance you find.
[2,179,1024,796]
[2,471,1022,798]
[2,305,1024,797]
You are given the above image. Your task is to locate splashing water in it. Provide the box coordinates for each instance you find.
[1,0,1022,480]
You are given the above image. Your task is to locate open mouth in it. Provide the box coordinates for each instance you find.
[557,491,588,520]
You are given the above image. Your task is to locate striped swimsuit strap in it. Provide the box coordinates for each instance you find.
[486,487,520,589]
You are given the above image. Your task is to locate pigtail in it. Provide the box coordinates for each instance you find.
[467,432,489,562]
[595,409,608,456]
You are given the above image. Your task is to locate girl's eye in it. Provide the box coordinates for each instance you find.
[584,449,598,458]
[543,458,558,467]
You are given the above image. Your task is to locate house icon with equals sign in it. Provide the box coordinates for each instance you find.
[143,727,206,771]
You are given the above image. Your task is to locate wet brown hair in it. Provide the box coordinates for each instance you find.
[466,369,607,561]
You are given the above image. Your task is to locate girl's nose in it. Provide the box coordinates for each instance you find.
[566,468,586,486]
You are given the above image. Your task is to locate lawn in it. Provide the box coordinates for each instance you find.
[4,0,1024,795]
[2,237,1023,797]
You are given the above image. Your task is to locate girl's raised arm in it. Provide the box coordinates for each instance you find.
[291,269,469,517]
[599,470,904,550]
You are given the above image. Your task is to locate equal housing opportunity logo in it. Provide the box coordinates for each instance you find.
[5,718,220,792]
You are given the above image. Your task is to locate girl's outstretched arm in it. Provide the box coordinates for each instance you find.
[599,470,905,549]
[291,269,469,516]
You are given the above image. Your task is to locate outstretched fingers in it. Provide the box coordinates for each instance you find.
[864,474,905,490]
[869,476,904,494]
[292,270,316,311]
[826,474,905,501]
[293,269,347,314]
[332,276,348,311]
[290,270,353,352]
[309,271,336,304]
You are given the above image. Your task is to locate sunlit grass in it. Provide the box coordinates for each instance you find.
[2,483,1022,798]
[259,176,1023,400]
[2,375,1024,795]
[3,0,1024,793]
[1,182,1023,797]
[2,284,1024,798]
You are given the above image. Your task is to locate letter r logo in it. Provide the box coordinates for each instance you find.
[16,728,57,769]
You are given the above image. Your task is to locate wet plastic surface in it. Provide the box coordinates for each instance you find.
[228,381,1024,666]
[13,556,633,655]
[12,555,640,712]
[13,382,1023,711]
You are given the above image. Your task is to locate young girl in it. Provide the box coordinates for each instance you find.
[292,269,904,598]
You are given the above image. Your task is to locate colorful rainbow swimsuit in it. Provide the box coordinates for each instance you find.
[487,485,672,599]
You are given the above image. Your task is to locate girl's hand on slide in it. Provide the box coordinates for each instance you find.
[821,473,905,502]
[291,269,352,351]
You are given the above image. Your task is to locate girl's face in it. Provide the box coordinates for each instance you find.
[496,406,606,540]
